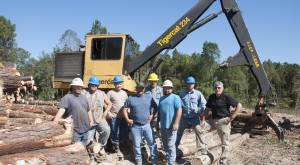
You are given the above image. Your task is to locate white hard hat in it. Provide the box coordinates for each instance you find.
[70,78,84,87]
[162,80,173,88]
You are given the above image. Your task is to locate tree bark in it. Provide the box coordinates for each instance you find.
[27,100,59,107]
[10,103,58,116]
[8,110,54,121]
[176,133,242,158]
[0,142,89,165]
[3,118,44,127]
[190,133,249,165]
[0,121,72,156]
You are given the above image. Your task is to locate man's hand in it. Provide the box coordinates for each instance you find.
[227,115,235,122]
[156,123,160,132]
[200,120,206,128]
[106,111,114,120]
[126,119,134,127]
[90,121,94,127]
[103,111,108,119]
[148,114,153,122]
[172,122,179,131]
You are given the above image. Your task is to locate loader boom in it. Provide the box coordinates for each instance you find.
[52,0,283,140]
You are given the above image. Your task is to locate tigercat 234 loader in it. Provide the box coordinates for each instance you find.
[52,0,284,140]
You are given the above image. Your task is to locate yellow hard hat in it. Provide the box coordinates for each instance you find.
[148,73,159,81]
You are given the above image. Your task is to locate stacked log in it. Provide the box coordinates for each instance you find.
[190,133,249,165]
[0,121,72,155]
[0,63,37,103]
[0,98,254,164]
[0,142,90,165]
[0,103,57,128]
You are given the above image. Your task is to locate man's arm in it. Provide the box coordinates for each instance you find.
[155,111,160,131]
[228,103,242,122]
[103,94,112,118]
[123,107,133,126]
[198,92,207,114]
[148,108,154,122]
[88,110,94,126]
[172,107,182,131]
[53,108,66,122]
[201,107,211,127]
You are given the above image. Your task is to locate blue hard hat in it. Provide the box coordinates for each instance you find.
[88,76,100,85]
[113,75,123,83]
[186,76,195,83]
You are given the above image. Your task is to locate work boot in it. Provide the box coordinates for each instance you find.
[219,157,228,165]
[86,141,101,154]
[136,162,142,165]
[99,145,106,156]
[113,144,124,159]
[199,148,209,155]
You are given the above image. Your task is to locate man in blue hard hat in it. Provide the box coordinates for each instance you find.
[175,76,207,156]
[82,76,112,157]
[107,75,128,158]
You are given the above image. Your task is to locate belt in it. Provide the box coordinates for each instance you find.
[214,116,229,119]
[133,122,148,126]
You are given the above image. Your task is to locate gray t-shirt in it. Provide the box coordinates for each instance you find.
[82,89,105,124]
[59,93,91,133]
[107,89,128,118]
[124,94,157,125]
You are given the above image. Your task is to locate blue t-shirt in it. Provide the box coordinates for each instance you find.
[158,93,182,129]
[124,94,157,125]
[179,89,207,118]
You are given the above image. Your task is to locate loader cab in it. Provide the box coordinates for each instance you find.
[52,34,136,93]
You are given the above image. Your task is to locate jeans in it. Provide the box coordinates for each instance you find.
[131,122,158,164]
[161,128,177,165]
[71,130,88,144]
[176,116,204,149]
[87,118,110,145]
[110,117,129,145]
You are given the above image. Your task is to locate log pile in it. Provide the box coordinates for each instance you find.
[0,62,37,103]
[0,98,254,164]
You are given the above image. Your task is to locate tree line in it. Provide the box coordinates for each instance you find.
[0,16,299,110]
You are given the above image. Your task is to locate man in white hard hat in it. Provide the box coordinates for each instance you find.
[156,80,182,165]
[54,77,94,144]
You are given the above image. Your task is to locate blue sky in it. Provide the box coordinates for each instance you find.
[1,0,299,64]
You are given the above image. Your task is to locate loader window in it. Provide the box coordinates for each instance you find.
[91,38,122,60]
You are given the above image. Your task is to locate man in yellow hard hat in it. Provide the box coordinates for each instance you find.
[145,73,163,128]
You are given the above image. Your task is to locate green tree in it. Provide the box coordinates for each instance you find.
[31,52,55,100]
[87,20,107,35]
[11,48,31,69]
[0,16,16,62]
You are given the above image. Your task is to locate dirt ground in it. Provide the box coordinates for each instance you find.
[180,112,300,165]
[225,112,300,165]
[95,111,300,165]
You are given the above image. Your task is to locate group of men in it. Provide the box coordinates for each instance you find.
[53,73,242,165]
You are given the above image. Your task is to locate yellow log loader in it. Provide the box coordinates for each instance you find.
[52,0,284,140]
